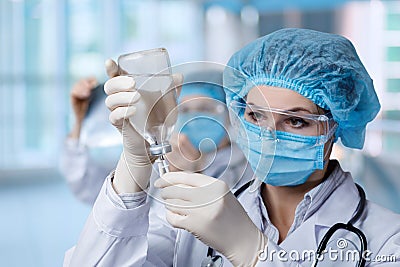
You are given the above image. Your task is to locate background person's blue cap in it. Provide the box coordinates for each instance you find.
[223,28,381,149]
[179,69,225,103]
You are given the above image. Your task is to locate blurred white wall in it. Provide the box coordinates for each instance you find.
[204,5,259,64]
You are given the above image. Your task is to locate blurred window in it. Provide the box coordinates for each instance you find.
[0,0,202,171]
[387,46,400,61]
[387,13,400,30]
[387,79,400,92]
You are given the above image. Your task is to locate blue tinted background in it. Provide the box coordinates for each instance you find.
[0,0,399,266]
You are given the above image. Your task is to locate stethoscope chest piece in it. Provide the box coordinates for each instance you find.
[201,255,223,267]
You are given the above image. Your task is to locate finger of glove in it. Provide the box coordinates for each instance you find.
[164,198,192,212]
[105,91,140,111]
[159,184,194,202]
[104,76,135,95]
[165,210,187,230]
[109,106,137,129]
[155,172,214,188]
[105,59,120,78]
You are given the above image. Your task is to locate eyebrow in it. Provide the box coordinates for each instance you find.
[247,102,316,114]
[286,107,315,114]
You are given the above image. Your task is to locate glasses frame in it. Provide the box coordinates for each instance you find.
[229,100,337,146]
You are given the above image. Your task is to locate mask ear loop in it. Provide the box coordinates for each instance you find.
[322,122,338,165]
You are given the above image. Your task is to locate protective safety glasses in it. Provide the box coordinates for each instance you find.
[229,100,337,148]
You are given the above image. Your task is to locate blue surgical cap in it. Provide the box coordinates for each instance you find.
[223,28,381,149]
[179,69,225,103]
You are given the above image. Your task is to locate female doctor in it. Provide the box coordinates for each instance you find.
[64,28,400,266]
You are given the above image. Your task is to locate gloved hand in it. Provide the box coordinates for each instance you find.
[104,59,183,193]
[155,172,268,266]
[104,74,151,193]
[165,133,203,172]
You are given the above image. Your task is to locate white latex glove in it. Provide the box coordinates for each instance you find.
[104,59,183,193]
[154,172,268,266]
[104,74,152,193]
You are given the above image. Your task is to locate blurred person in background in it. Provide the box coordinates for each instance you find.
[59,67,122,205]
[60,63,252,205]
[65,29,400,267]
[166,68,253,190]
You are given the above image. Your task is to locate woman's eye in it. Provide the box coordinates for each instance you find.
[286,117,308,128]
[247,111,264,122]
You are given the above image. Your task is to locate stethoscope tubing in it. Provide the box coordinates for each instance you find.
[205,182,368,267]
[312,184,367,267]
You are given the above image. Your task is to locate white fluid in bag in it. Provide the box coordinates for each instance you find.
[128,74,178,145]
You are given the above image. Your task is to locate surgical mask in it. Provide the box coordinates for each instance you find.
[237,118,334,186]
[175,112,226,153]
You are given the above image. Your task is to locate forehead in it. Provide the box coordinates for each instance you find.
[246,85,318,112]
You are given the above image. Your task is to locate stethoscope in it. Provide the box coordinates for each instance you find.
[201,181,368,267]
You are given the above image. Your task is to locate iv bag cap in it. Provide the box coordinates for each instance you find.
[149,142,172,155]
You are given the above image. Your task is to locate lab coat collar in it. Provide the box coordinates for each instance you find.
[239,162,360,262]
[314,170,360,228]
[240,186,319,262]
[279,211,318,259]
[278,169,360,261]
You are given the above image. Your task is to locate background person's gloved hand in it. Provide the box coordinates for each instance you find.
[68,77,99,140]
[155,172,268,266]
[104,59,183,193]
[166,133,203,172]
[70,77,98,123]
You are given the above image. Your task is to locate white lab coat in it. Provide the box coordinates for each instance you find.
[59,138,119,204]
[64,161,400,266]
